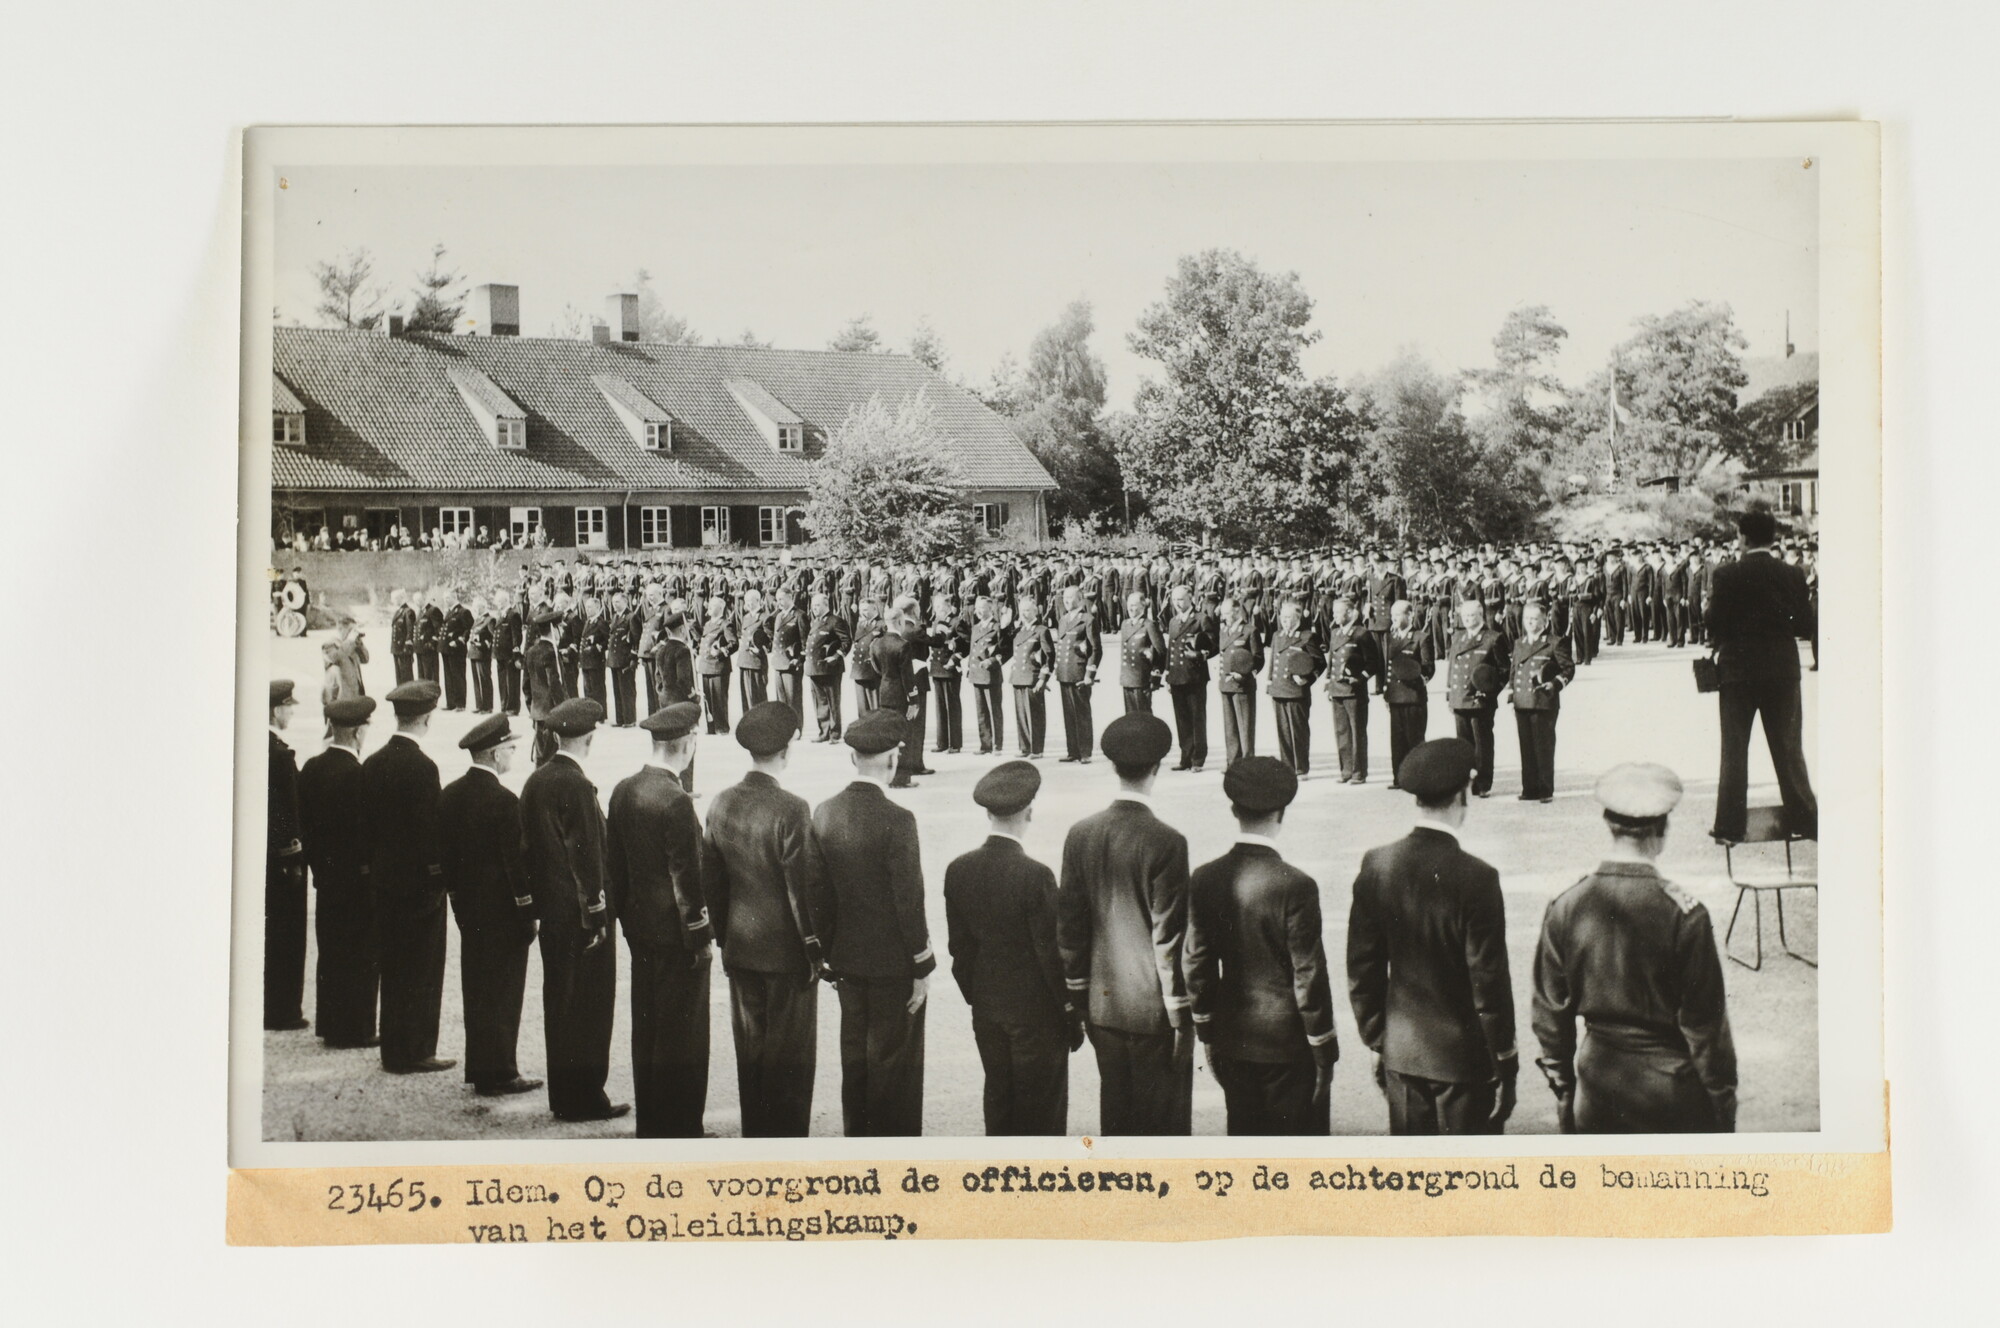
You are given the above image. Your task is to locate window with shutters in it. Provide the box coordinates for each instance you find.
[639,507,671,548]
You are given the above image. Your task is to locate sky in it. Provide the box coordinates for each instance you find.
[273,157,1817,409]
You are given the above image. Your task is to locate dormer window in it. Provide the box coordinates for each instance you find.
[593,374,673,453]
[446,363,529,452]
[723,377,807,455]
[645,421,670,451]
[777,424,803,452]
[497,417,527,449]
[273,412,304,446]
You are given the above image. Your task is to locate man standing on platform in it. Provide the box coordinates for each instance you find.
[1057,714,1194,1136]
[362,680,455,1075]
[266,680,309,1032]
[607,701,713,1137]
[300,695,379,1048]
[438,714,541,1097]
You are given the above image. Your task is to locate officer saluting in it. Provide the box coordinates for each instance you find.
[363,680,455,1074]
[1186,756,1338,1135]
[945,762,1079,1135]
[1532,764,1737,1133]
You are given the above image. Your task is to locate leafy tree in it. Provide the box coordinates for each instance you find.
[1466,304,1570,460]
[727,328,773,349]
[1356,352,1539,545]
[980,300,1127,533]
[1118,249,1365,544]
[549,303,605,340]
[312,247,384,329]
[631,268,703,344]
[907,318,948,373]
[1734,378,1818,473]
[828,313,884,353]
[1608,300,1750,480]
[803,391,978,561]
[404,244,466,334]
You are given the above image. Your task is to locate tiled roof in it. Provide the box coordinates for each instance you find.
[593,374,671,423]
[271,373,305,414]
[445,362,526,418]
[722,376,803,426]
[269,327,1055,494]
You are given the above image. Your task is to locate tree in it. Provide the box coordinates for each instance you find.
[1356,352,1537,545]
[404,244,466,334]
[828,314,884,353]
[1734,378,1818,474]
[723,329,772,349]
[998,299,1124,533]
[803,391,979,561]
[631,268,703,344]
[1118,249,1366,544]
[312,247,384,329]
[907,319,948,373]
[549,303,605,340]
[1608,300,1750,480]
[1466,305,1570,461]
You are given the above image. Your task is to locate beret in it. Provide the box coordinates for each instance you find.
[270,679,296,706]
[459,712,516,752]
[973,760,1042,816]
[324,696,376,726]
[1595,762,1683,820]
[844,710,908,755]
[1399,737,1476,801]
[386,679,441,715]
[640,701,702,740]
[735,701,798,756]
[1222,756,1297,814]
[545,697,605,737]
[1101,713,1172,768]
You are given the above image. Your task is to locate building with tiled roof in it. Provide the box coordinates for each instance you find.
[268,295,1055,550]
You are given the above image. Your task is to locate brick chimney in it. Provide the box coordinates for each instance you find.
[461,283,521,336]
[385,312,406,337]
[606,292,641,342]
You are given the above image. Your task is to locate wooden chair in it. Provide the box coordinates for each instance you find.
[1720,805,1817,971]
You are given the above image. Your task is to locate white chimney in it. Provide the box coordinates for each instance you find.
[606,292,641,343]
[590,322,612,344]
[460,283,521,336]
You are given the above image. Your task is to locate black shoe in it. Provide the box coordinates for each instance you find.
[321,1034,381,1049]
[1473,788,1491,799]
[1078,756,1093,765]
[1058,755,1078,763]
[385,1057,457,1075]
[1517,793,1535,801]
[1538,796,1554,804]
[889,778,915,789]
[266,1016,310,1032]
[476,1076,544,1097]
[563,1103,631,1123]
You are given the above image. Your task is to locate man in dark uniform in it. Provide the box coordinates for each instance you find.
[415,590,443,684]
[1163,585,1214,772]
[557,593,583,697]
[389,590,417,687]
[608,701,714,1137]
[299,695,379,1048]
[1445,597,1510,799]
[967,594,1008,754]
[1118,589,1166,716]
[438,714,542,1096]
[361,680,455,1074]
[704,702,829,1137]
[1507,602,1574,803]
[495,589,524,715]
[266,680,309,1031]
[947,761,1079,1135]
[734,589,771,712]
[648,609,700,794]
[606,590,640,727]
[468,595,495,713]
[1265,598,1323,777]
[697,595,736,735]
[1007,594,1053,759]
[849,597,885,716]
[1363,551,1404,695]
[1323,597,1379,784]
[804,590,851,743]
[770,592,807,729]
[1346,739,1518,1135]
[524,605,567,767]
[441,587,472,711]
[521,698,628,1122]
[870,597,928,788]
[1057,714,1194,1136]
[925,591,968,754]
[1186,757,1338,1135]
[579,595,610,708]
[1215,598,1263,769]
[1533,764,1737,1133]
[1383,600,1436,787]
[1053,585,1101,764]
[816,711,935,1136]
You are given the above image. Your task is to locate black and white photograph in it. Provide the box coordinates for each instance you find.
[233,122,1881,1156]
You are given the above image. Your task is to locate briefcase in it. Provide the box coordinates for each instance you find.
[1692,655,1720,694]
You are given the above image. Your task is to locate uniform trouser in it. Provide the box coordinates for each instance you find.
[738,668,768,712]
[1087,1023,1191,1136]
[1603,599,1624,645]
[972,684,1004,752]
[499,660,522,714]
[1212,1052,1326,1136]
[1454,707,1496,794]
[855,678,880,715]
[630,947,712,1139]
[1272,697,1311,774]
[810,674,843,739]
[729,968,819,1138]
[539,922,617,1120]
[897,694,928,777]
[1665,598,1686,646]
[1330,694,1368,779]
[531,720,557,767]
[1368,631,1391,690]
[1122,686,1153,715]
[643,660,660,714]
[418,651,439,683]
[1013,686,1046,756]
[701,673,731,733]
[1573,1033,1726,1133]
[1059,682,1094,759]
[393,653,415,686]
[1626,598,1647,641]
[560,661,580,696]
[1712,677,1817,841]
[1514,707,1558,798]
[470,657,494,710]
[1388,701,1427,784]
[973,1018,1069,1136]
[442,651,467,708]
[1220,691,1255,767]
[1170,684,1208,767]
[1383,1068,1500,1135]
[836,976,926,1137]
[932,674,964,750]
[775,670,803,727]
[1569,609,1595,665]
[607,665,634,725]
[377,892,447,1069]
[264,860,307,1027]
[313,877,379,1045]
[458,924,531,1090]
[582,665,607,708]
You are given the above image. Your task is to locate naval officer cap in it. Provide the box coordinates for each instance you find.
[735,701,797,755]
[1223,756,1298,814]
[641,701,702,741]
[1595,762,1683,826]
[458,712,516,752]
[843,710,908,755]
[545,697,605,737]
[386,679,441,716]
[325,696,377,726]
[1471,662,1506,695]
[270,679,297,706]
[1399,738,1477,802]
[973,760,1041,816]
[1101,713,1173,768]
